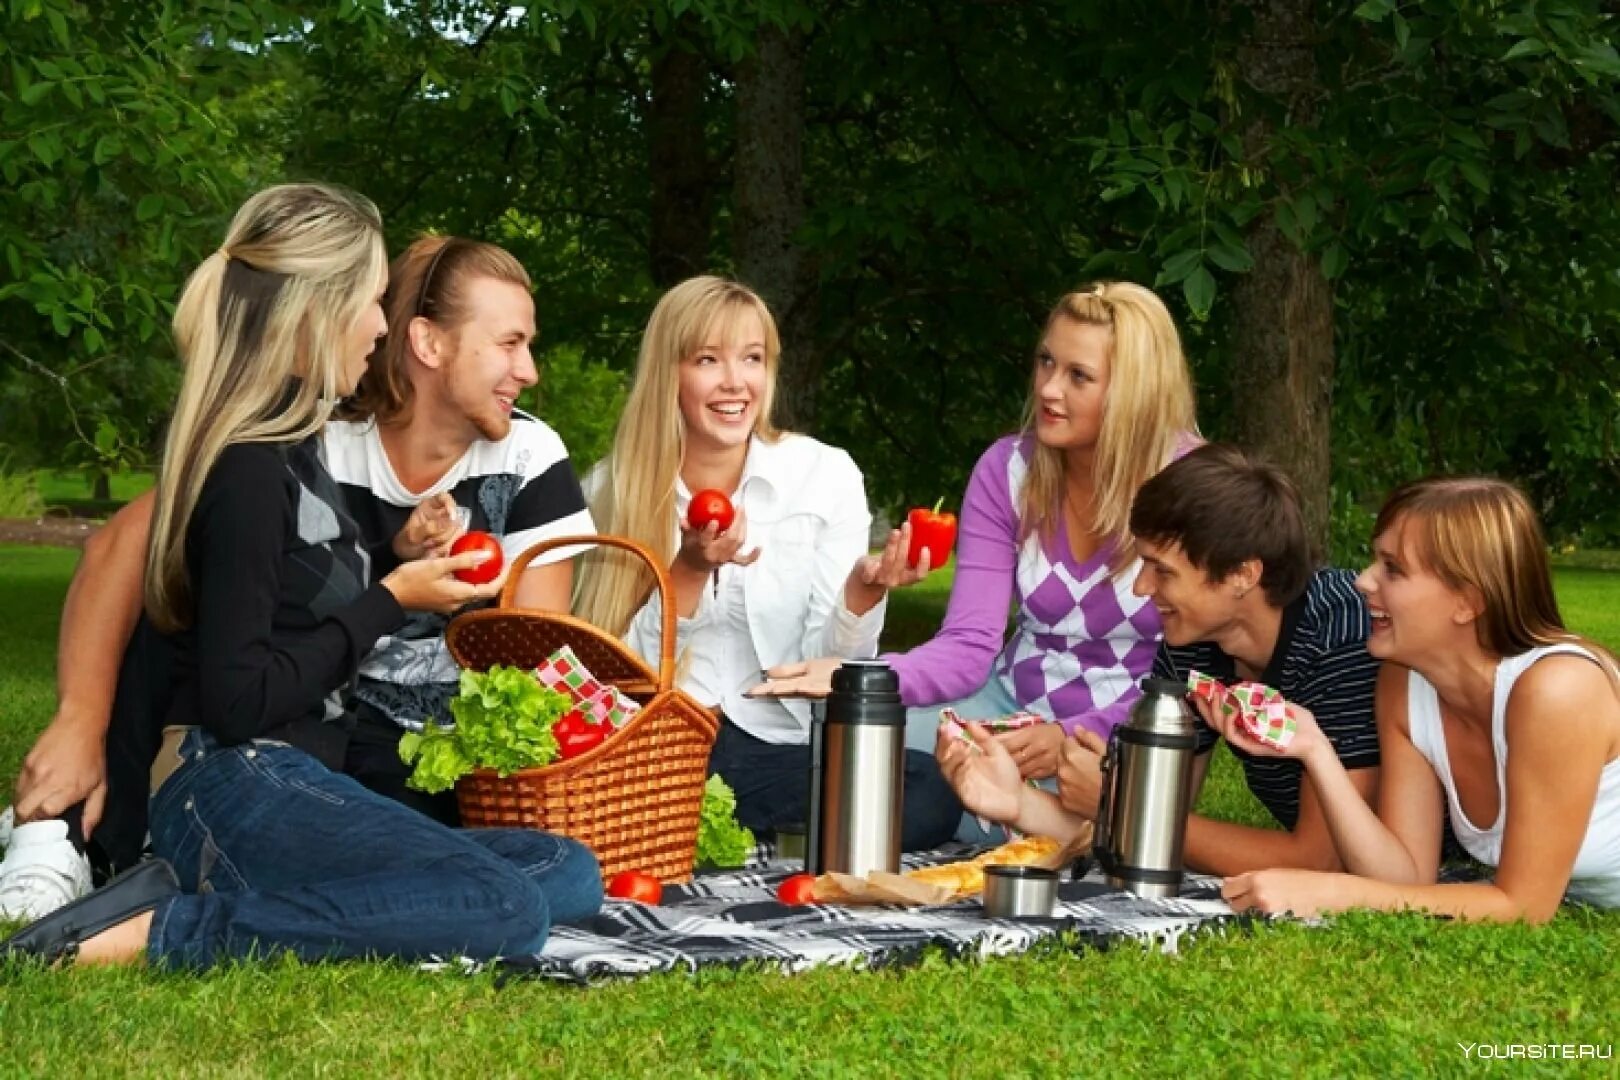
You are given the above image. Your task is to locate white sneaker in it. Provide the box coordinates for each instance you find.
[0,818,93,923]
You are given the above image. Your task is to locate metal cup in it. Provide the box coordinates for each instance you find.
[982,865,1058,919]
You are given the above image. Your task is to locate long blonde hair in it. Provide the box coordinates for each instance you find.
[1375,477,1620,687]
[574,276,781,635]
[144,183,387,632]
[1018,281,1197,574]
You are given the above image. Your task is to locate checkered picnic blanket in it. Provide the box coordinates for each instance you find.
[494,843,1239,985]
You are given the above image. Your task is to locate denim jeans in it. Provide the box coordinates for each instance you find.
[145,728,602,972]
[904,677,1057,845]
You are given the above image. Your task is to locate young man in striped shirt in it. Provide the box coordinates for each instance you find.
[939,443,1382,875]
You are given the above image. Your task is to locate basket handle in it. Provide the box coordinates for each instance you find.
[499,534,676,692]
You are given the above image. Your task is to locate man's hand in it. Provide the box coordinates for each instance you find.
[1056,729,1108,820]
[392,493,463,561]
[14,714,108,835]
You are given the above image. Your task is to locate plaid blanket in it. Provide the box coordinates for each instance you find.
[496,844,1239,985]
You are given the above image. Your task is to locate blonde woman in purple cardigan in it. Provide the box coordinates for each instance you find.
[757,283,1197,839]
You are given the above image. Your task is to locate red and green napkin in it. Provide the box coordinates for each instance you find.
[1187,670,1296,751]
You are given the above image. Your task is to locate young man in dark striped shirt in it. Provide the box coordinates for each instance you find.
[939,443,1381,876]
[1064,443,1381,875]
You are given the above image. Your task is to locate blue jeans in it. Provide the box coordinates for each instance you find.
[904,677,1056,845]
[145,729,602,971]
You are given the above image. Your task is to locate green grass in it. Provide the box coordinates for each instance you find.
[33,469,155,508]
[2,544,1619,1075]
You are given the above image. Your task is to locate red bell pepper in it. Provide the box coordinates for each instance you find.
[553,708,609,760]
[906,498,958,569]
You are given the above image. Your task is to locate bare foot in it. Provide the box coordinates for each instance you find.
[74,910,153,966]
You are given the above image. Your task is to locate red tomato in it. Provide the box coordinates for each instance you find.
[906,502,958,569]
[777,873,818,906]
[449,530,504,585]
[607,870,663,905]
[687,489,736,533]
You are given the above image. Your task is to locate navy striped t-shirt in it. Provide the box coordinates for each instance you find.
[1153,568,1380,829]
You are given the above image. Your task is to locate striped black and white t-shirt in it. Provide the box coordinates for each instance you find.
[324,411,594,730]
[1154,568,1380,829]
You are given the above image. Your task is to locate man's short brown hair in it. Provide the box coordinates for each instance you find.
[1129,443,1314,607]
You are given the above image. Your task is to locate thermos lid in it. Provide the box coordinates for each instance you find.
[824,660,904,725]
[831,660,901,696]
[1142,676,1189,699]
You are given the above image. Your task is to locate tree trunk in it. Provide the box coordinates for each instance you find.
[733,26,818,433]
[648,28,712,287]
[1227,0,1335,554]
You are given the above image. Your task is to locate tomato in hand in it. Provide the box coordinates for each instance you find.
[449,530,504,585]
[607,870,663,905]
[777,873,818,906]
[687,489,736,533]
[906,499,957,569]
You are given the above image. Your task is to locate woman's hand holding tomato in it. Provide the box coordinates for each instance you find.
[449,530,505,585]
[381,546,507,614]
[676,500,759,573]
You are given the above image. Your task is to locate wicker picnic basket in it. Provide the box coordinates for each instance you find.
[444,535,719,884]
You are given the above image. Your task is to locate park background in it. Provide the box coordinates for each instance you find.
[2,1,1619,1074]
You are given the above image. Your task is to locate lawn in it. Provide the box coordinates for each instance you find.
[2,543,1618,1075]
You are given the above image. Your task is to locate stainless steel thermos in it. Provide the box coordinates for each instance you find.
[805,660,905,877]
[1094,676,1199,898]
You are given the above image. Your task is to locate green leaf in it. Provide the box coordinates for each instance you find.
[1321,242,1349,280]
[1392,12,1409,50]
[20,80,51,105]
[136,193,164,221]
[1155,248,1202,286]
[1457,159,1490,194]
[1353,0,1394,21]
[45,5,68,49]
[92,133,122,165]
[1206,241,1254,273]
[27,132,59,165]
[93,417,118,454]
[1183,264,1216,319]
[1503,38,1549,61]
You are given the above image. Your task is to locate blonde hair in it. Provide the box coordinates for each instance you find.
[574,276,781,635]
[342,235,531,426]
[1375,477,1620,687]
[1017,281,1197,575]
[144,183,387,632]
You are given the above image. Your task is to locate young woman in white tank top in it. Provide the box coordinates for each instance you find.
[1203,477,1620,923]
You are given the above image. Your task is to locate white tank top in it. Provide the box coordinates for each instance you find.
[1406,644,1620,908]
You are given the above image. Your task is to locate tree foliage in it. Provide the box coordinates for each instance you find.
[2,0,1616,559]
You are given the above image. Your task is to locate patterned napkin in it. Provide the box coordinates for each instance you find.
[1187,670,1295,751]
[535,646,642,729]
[937,707,1046,743]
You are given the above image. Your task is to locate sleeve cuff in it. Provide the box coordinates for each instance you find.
[827,593,886,657]
[332,583,407,661]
